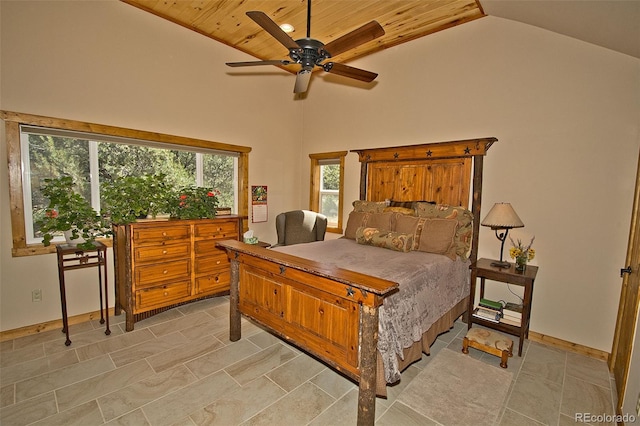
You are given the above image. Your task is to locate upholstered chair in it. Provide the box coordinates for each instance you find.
[273,210,328,247]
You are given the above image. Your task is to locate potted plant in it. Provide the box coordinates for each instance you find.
[167,186,220,219]
[36,176,110,250]
[101,174,172,224]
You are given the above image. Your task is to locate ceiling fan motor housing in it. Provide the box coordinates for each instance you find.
[290,38,329,71]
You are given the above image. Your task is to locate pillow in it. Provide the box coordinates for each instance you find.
[344,211,369,239]
[366,212,395,231]
[356,227,413,252]
[415,203,473,259]
[352,200,387,213]
[389,200,435,209]
[394,214,424,250]
[417,218,458,260]
[383,206,415,216]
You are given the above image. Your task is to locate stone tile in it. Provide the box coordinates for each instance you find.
[148,311,214,338]
[499,407,546,425]
[0,350,79,385]
[185,340,260,379]
[308,387,357,425]
[189,376,286,425]
[561,376,615,425]
[75,328,154,361]
[0,391,57,426]
[177,296,228,316]
[178,316,229,341]
[15,354,114,402]
[123,308,185,332]
[376,401,437,425]
[43,327,124,356]
[266,352,326,392]
[30,399,104,425]
[108,331,190,367]
[146,335,226,373]
[105,408,151,426]
[225,342,297,386]
[506,371,562,425]
[0,340,13,353]
[243,382,335,425]
[309,367,356,399]
[566,352,611,389]
[142,371,240,426]
[0,384,14,408]
[0,343,45,368]
[98,365,197,421]
[520,342,566,384]
[247,330,283,349]
[56,359,155,412]
[12,322,94,350]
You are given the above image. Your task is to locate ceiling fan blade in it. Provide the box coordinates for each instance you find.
[226,60,292,67]
[323,21,385,58]
[246,11,301,51]
[323,62,378,82]
[294,70,312,93]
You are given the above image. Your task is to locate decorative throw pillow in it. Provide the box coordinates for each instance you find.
[417,218,458,260]
[356,227,413,252]
[366,212,395,232]
[352,200,387,213]
[394,214,424,250]
[344,211,370,239]
[383,206,415,216]
[415,203,473,259]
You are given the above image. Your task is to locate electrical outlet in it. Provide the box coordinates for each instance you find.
[32,289,42,302]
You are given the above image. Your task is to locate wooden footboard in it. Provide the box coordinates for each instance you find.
[217,240,398,426]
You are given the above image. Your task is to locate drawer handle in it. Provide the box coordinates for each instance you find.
[164,291,169,296]
[162,232,167,236]
[216,260,221,265]
[163,270,168,274]
[215,276,220,282]
[163,250,167,254]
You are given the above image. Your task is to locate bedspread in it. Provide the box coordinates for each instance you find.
[273,238,470,383]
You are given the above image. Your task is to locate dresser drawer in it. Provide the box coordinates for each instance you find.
[196,270,230,295]
[194,251,229,275]
[135,242,191,264]
[133,224,190,245]
[194,220,238,240]
[135,260,191,288]
[136,281,191,310]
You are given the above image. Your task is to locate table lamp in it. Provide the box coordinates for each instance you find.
[481,203,524,268]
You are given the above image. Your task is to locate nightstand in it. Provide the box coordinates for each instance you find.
[468,258,538,356]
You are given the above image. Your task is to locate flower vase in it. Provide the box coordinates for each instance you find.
[63,229,86,247]
[515,255,527,272]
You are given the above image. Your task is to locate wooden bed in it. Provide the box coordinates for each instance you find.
[217,137,495,425]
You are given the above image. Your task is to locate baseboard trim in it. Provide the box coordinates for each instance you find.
[528,330,610,362]
[0,308,115,342]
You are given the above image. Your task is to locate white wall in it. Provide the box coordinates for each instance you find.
[0,0,303,331]
[300,17,640,352]
[1,2,639,355]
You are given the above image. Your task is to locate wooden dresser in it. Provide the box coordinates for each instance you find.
[113,216,242,331]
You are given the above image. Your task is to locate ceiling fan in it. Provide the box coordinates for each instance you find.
[225,0,385,94]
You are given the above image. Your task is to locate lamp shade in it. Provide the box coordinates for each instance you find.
[481,203,524,229]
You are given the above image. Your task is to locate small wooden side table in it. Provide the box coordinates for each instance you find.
[468,258,538,356]
[56,241,111,346]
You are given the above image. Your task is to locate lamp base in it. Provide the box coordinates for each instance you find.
[490,260,511,269]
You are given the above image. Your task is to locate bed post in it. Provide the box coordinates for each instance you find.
[470,154,484,264]
[229,257,241,342]
[358,304,379,426]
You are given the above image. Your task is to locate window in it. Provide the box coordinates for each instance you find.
[309,151,346,234]
[2,111,250,256]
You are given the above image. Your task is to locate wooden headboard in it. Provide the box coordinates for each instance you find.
[351,137,496,262]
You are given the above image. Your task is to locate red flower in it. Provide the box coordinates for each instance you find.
[180,194,188,200]
[207,191,214,197]
[46,209,58,218]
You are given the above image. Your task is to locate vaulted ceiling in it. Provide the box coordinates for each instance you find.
[122,0,640,74]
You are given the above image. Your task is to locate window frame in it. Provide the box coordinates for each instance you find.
[2,110,251,257]
[309,151,347,234]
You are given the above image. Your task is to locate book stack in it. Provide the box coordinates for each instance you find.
[472,298,503,323]
[501,302,523,326]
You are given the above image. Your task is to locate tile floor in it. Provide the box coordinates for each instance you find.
[0,297,618,425]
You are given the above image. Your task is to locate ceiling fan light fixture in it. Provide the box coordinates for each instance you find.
[280,23,295,33]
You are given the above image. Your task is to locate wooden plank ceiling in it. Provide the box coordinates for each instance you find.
[121,0,485,74]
